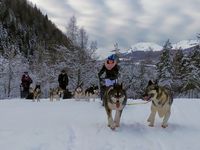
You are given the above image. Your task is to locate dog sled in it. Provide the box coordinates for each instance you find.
[63,89,73,99]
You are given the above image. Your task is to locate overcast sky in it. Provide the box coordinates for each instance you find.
[28,0,200,58]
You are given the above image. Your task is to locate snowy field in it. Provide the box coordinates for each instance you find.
[0,98,200,150]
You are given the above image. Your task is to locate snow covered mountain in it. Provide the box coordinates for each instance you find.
[126,40,199,53]
[127,42,162,53]
[121,40,199,65]
[172,40,199,50]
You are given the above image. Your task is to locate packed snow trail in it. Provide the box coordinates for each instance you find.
[0,98,199,150]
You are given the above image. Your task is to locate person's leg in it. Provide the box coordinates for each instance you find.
[22,87,29,99]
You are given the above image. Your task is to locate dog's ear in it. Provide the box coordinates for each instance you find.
[148,80,153,85]
[154,80,158,85]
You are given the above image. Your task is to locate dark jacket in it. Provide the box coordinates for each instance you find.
[98,64,119,80]
[21,74,32,91]
[58,73,69,90]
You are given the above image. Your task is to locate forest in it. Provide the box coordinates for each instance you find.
[0,0,200,99]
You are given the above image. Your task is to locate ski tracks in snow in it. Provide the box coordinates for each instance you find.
[65,126,77,150]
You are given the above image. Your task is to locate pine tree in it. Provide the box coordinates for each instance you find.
[156,39,173,88]
[181,46,200,97]
[172,48,184,94]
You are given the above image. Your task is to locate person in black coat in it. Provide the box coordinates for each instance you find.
[98,54,119,87]
[98,55,119,102]
[58,69,72,99]
[58,69,69,90]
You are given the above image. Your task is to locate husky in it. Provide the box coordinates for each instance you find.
[26,85,41,102]
[49,87,63,101]
[85,85,99,101]
[143,80,173,128]
[32,84,41,102]
[103,83,127,130]
[74,86,85,101]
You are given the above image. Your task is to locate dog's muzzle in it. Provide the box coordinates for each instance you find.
[116,100,120,108]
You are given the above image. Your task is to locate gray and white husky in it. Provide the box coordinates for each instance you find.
[103,83,127,130]
[74,86,85,101]
[49,87,63,101]
[143,80,173,128]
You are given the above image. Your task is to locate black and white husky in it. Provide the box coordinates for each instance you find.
[85,85,99,101]
[26,84,41,102]
[103,83,127,130]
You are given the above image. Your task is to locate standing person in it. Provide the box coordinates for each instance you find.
[21,71,32,98]
[58,69,71,99]
[98,54,119,87]
[58,69,69,98]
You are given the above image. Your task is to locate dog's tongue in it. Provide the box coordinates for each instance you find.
[116,101,120,108]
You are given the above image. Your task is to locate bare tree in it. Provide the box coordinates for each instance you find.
[66,16,78,45]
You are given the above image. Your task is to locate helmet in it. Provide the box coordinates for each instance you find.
[107,54,115,61]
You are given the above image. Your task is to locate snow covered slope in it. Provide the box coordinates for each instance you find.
[128,42,162,52]
[172,40,199,49]
[127,40,199,53]
[0,98,200,150]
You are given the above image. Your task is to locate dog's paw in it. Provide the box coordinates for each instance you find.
[110,123,116,130]
[161,124,168,128]
[148,124,154,127]
[110,126,116,130]
[108,124,116,130]
[114,122,120,128]
[115,124,120,128]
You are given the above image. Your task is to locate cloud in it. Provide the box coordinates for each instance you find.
[29,0,200,58]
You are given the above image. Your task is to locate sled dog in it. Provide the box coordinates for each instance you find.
[85,85,99,101]
[143,80,173,128]
[74,86,85,101]
[49,87,63,101]
[103,83,127,130]
[33,84,41,102]
[27,85,41,102]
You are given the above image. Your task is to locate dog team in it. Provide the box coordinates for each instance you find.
[20,70,100,102]
[20,54,173,130]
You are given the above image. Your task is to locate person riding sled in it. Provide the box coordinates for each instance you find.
[98,54,119,101]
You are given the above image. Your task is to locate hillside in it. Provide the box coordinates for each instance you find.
[0,0,97,98]
[0,0,72,57]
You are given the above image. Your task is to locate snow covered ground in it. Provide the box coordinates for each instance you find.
[0,98,200,150]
